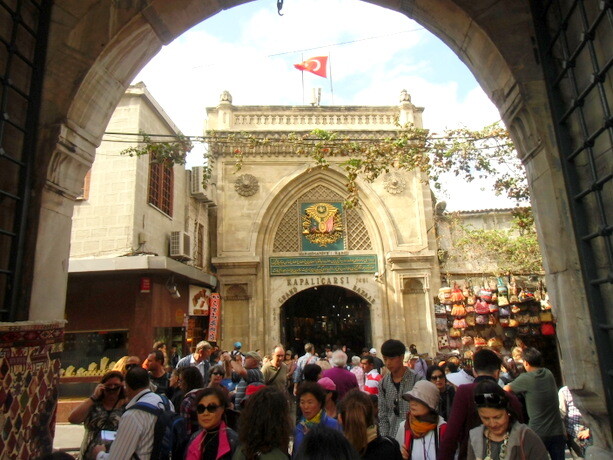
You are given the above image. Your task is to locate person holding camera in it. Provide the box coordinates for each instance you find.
[68,371,127,459]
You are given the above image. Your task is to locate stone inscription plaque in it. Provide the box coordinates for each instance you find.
[269,255,378,276]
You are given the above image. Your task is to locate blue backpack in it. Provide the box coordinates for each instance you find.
[128,393,188,459]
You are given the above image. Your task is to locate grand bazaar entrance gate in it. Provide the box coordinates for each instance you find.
[282,285,371,355]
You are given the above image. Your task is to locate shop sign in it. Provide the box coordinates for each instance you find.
[140,277,151,293]
[189,285,211,316]
[207,293,221,342]
[269,255,378,276]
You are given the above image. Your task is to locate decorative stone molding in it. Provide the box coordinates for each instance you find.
[234,174,259,196]
[383,172,406,194]
[46,122,97,200]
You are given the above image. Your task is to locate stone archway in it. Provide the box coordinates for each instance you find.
[1,0,610,455]
[281,285,372,354]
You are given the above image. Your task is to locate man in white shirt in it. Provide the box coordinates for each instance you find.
[176,340,212,381]
[93,367,172,459]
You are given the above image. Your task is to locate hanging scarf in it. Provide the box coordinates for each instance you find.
[408,413,438,439]
[299,409,324,433]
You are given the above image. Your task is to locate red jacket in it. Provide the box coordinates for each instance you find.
[438,376,524,460]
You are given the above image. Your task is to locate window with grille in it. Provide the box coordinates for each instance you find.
[148,159,173,216]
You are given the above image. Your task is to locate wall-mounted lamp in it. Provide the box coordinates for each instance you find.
[166,275,181,299]
[374,271,385,284]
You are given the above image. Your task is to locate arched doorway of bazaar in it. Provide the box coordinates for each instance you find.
[281,285,371,355]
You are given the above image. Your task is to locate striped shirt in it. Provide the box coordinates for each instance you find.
[96,389,170,460]
[364,369,382,395]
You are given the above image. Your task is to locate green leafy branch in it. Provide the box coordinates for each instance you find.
[121,131,193,167]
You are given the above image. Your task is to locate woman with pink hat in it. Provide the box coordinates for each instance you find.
[394,380,447,459]
[318,377,339,419]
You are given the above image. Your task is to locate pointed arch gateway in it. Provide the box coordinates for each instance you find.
[256,167,389,352]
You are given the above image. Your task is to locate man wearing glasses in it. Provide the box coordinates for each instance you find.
[262,345,288,392]
[378,339,423,437]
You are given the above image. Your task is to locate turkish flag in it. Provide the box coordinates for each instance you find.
[294,56,328,78]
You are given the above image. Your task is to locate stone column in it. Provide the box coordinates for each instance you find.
[29,123,96,320]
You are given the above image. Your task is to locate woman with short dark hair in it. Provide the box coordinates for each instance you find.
[293,381,341,453]
[426,365,455,421]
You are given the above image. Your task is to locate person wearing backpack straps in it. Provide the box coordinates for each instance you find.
[92,367,175,460]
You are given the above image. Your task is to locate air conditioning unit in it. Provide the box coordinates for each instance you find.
[169,231,191,260]
[190,166,216,203]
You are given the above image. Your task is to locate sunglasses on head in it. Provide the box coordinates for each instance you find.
[475,393,507,408]
[125,364,139,371]
[196,403,223,414]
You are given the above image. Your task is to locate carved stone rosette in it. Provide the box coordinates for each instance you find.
[383,172,406,194]
[234,174,259,196]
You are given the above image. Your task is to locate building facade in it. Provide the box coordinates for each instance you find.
[64,83,216,377]
[207,91,442,355]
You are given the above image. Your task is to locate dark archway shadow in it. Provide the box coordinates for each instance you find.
[281,285,371,355]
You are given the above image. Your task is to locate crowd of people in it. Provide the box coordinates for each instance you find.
[66,338,592,460]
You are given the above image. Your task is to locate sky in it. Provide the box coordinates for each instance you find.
[132,0,517,211]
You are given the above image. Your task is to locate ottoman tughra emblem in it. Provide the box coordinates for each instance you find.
[234,174,259,196]
[302,202,343,247]
[383,172,406,194]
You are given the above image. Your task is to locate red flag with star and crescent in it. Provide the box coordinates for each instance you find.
[294,56,328,78]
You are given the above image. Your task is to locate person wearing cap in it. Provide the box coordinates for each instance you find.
[407,345,428,380]
[394,380,447,459]
[378,339,423,438]
[321,350,359,401]
[319,377,339,419]
[262,345,288,393]
[468,379,547,460]
[231,341,243,360]
[439,349,524,460]
[369,347,384,373]
[231,351,264,409]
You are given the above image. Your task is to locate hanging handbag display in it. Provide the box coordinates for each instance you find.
[436,317,448,332]
[449,327,461,338]
[499,317,510,327]
[488,302,499,313]
[453,318,468,329]
[466,313,476,327]
[451,284,465,302]
[539,311,554,322]
[451,304,467,317]
[541,322,555,335]
[487,337,503,349]
[476,314,488,325]
[474,336,487,347]
[435,304,447,316]
[438,286,452,304]
[437,333,450,349]
[461,335,474,347]
[475,300,490,315]
[499,306,511,317]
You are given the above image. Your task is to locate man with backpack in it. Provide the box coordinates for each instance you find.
[93,367,178,459]
[292,342,318,395]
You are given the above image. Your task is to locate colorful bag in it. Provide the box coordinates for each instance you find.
[453,318,468,329]
[479,288,493,302]
[436,317,448,332]
[508,318,519,328]
[488,302,499,313]
[466,313,476,327]
[451,284,465,302]
[518,290,535,303]
[475,300,490,315]
[474,336,487,347]
[499,317,510,327]
[465,304,475,313]
[529,314,541,325]
[497,277,508,296]
[437,334,449,349]
[435,304,447,316]
[449,327,461,338]
[451,304,467,317]
[476,314,488,325]
[539,311,554,322]
[509,276,519,303]
[517,314,530,325]
[438,286,452,304]
[461,335,474,347]
[487,337,503,349]
[541,323,555,335]
[499,306,511,317]
[488,314,498,326]
[449,338,461,349]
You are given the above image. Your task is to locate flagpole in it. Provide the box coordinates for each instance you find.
[301,53,305,105]
[329,52,334,105]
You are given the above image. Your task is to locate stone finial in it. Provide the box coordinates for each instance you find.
[400,89,411,103]
[220,90,232,104]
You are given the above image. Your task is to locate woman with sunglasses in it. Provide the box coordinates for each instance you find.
[68,370,127,459]
[208,364,231,400]
[468,380,547,460]
[426,365,455,421]
[185,387,239,460]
